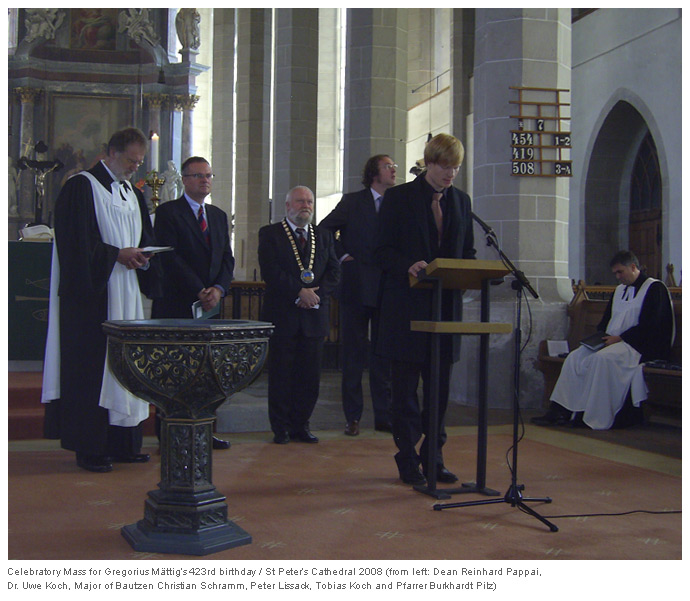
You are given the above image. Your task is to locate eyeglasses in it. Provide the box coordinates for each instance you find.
[183,173,214,180]
[382,163,398,170]
[118,153,144,168]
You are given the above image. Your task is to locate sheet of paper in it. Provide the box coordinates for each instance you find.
[546,340,569,357]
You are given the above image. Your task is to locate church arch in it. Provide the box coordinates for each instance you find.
[582,93,667,284]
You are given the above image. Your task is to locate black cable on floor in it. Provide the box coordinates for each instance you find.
[523,507,681,519]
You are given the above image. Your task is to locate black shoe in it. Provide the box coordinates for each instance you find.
[111,453,150,463]
[212,436,231,450]
[425,466,459,483]
[290,428,319,443]
[273,431,290,444]
[76,454,113,473]
[399,466,426,486]
[344,420,360,436]
[374,421,393,433]
[565,412,587,428]
[531,402,571,426]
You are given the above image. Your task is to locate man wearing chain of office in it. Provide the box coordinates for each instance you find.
[258,186,340,444]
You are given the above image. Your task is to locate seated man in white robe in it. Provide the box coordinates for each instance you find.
[532,250,674,430]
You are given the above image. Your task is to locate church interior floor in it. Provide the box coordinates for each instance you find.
[9,369,681,476]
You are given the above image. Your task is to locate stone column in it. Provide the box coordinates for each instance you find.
[453,8,573,410]
[472,8,571,302]
[451,8,475,189]
[211,8,236,246]
[343,9,408,191]
[178,94,199,162]
[272,8,319,219]
[230,8,273,280]
[167,95,183,168]
[144,93,165,138]
[14,87,42,218]
[316,8,343,203]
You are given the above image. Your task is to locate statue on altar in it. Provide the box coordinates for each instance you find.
[175,8,201,51]
[118,8,159,47]
[24,8,66,43]
[160,160,183,203]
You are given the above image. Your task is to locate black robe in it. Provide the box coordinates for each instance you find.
[598,272,674,363]
[46,162,161,456]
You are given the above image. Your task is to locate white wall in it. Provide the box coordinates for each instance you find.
[570,8,682,280]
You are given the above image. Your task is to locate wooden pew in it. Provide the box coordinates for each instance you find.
[535,280,682,413]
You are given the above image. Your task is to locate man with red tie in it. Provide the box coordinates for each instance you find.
[151,156,235,449]
[151,156,234,320]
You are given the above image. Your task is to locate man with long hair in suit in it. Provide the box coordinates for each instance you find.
[320,155,396,437]
[375,133,476,486]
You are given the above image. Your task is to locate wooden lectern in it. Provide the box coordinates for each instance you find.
[409,258,512,499]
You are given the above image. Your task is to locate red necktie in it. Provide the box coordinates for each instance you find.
[197,205,210,245]
[431,192,443,243]
[296,227,306,249]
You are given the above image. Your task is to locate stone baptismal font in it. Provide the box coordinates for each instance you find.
[103,318,273,556]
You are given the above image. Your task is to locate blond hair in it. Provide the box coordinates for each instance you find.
[424,133,464,167]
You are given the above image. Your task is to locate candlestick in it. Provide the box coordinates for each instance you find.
[145,170,165,213]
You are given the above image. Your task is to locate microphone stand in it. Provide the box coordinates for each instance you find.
[433,212,558,532]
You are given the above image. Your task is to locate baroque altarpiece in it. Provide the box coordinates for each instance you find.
[8,8,207,238]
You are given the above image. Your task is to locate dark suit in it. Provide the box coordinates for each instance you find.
[375,174,476,476]
[319,188,391,425]
[151,196,234,319]
[258,220,340,436]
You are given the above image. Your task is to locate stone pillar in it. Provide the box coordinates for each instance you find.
[179,94,199,162]
[144,93,165,139]
[316,8,343,203]
[14,87,42,218]
[168,95,183,168]
[343,9,408,192]
[228,8,272,281]
[272,8,319,220]
[452,8,573,410]
[211,7,236,231]
[451,9,475,189]
[472,8,571,301]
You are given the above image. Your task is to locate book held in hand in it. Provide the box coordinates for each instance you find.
[580,331,607,351]
[141,246,174,254]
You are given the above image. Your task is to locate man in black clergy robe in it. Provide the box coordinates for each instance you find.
[258,186,340,444]
[150,156,235,449]
[532,250,674,429]
[319,154,396,436]
[43,127,162,473]
[375,133,476,486]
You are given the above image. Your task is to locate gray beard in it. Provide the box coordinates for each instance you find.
[289,213,312,228]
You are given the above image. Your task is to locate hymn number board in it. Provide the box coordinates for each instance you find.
[509,86,572,177]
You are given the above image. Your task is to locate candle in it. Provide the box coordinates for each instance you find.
[150,133,159,171]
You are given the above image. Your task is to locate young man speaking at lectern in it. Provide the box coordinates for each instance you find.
[375,133,476,487]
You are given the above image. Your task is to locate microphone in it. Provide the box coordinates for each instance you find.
[471,211,495,237]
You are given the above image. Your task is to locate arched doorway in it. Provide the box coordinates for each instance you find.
[629,132,662,278]
[583,101,662,283]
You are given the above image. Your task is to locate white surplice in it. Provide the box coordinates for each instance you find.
[41,171,149,427]
[550,277,659,430]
